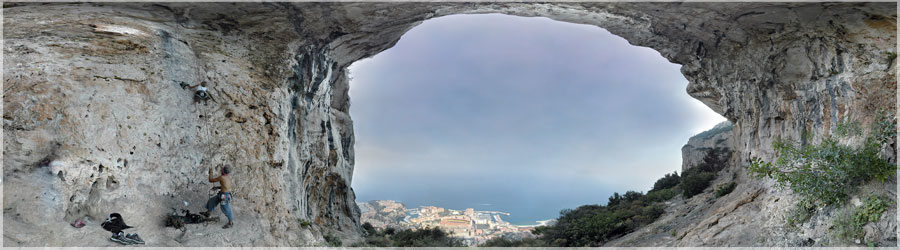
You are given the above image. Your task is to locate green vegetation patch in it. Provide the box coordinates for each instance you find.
[528,182,684,247]
[483,131,734,247]
[855,195,890,223]
[831,195,892,244]
[323,233,342,247]
[480,236,546,247]
[682,170,716,198]
[531,200,665,247]
[682,148,731,198]
[355,224,464,247]
[715,182,737,198]
[389,227,465,247]
[298,219,312,228]
[786,198,817,228]
[651,171,680,192]
[748,112,896,206]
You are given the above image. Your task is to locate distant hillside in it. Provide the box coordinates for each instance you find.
[690,121,733,141]
[682,121,734,172]
[358,200,410,230]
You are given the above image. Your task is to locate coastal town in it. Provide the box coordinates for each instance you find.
[358,200,553,246]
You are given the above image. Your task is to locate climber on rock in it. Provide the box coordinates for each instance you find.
[183,81,216,104]
[201,164,234,229]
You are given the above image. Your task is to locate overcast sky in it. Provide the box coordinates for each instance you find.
[348,14,726,224]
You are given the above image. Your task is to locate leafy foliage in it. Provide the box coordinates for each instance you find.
[298,219,312,228]
[873,110,897,145]
[644,187,680,203]
[480,236,546,247]
[531,186,673,247]
[748,113,896,206]
[855,195,890,224]
[681,148,730,198]
[831,195,892,244]
[485,147,731,247]
[354,226,464,247]
[390,227,465,247]
[831,208,862,243]
[681,169,716,198]
[323,233,342,247]
[715,182,737,198]
[651,171,680,192]
[695,147,731,173]
[785,198,817,228]
[361,222,377,236]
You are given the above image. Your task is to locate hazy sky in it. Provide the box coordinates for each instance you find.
[348,14,726,224]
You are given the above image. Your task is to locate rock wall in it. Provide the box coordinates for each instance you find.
[3,3,359,246]
[682,121,734,172]
[3,2,896,247]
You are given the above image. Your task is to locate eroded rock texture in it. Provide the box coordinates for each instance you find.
[3,2,896,247]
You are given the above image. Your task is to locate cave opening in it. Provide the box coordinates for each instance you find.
[347,13,727,226]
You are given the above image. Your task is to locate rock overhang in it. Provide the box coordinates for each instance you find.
[3,2,896,246]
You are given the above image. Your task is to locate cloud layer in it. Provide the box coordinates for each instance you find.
[348,14,726,223]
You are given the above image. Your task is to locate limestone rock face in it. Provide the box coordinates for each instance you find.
[4,3,357,246]
[681,121,734,172]
[3,2,896,247]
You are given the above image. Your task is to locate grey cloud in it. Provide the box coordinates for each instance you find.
[349,14,725,222]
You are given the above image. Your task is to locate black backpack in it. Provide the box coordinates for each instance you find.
[101,213,133,234]
[165,209,206,231]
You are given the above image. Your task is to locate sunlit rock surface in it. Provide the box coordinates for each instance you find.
[3,2,896,246]
[682,121,734,173]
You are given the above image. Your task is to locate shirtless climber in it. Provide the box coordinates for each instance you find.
[183,81,216,104]
[201,164,234,229]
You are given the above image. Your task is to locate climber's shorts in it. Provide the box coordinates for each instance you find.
[206,192,233,221]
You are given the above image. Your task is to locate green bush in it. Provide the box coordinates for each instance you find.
[534,197,666,247]
[298,219,312,228]
[364,235,392,247]
[390,227,465,247]
[748,113,896,206]
[361,222,377,236]
[681,169,716,198]
[607,192,623,206]
[645,187,680,202]
[529,148,734,246]
[873,110,897,145]
[480,236,545,247]
[831,195,891,244]
[355,226,463,247]
[855,195,890,224]
[785,198,817,228]
[680,147,731,198]
[696,148,731,173]
[323,233,342,247]
[715,182,737,198]
[651,172,681,192]
[832,208,863,243]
